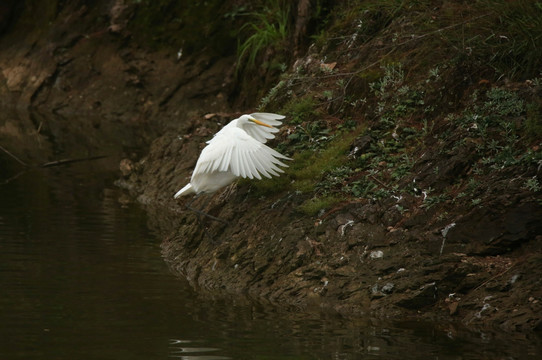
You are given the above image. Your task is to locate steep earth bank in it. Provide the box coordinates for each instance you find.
[118,1,542,332]
[2,1,541,333]
[0,0,236,166]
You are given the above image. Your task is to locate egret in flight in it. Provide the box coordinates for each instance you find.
[174,113,291,200]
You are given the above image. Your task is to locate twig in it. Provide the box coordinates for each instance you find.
[290,49,396,83]
[369,174,391,189]
[319,199,366,221]
[40,155,107,168]
[472,260,518,292]
[289,13,492,84]
[185,195,227,224]
[394,13,492,47]
[0,170,28,185]
[1,154,108,186]
[0,145,28,166]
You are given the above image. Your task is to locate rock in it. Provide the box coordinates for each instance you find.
[119,158,133,177]
[447,202,542,255]
[396,282,438,309]
[448,301,459,315]
[2,65,27,91]
[381,283,395,294]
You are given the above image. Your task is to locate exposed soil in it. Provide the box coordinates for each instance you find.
[121,111,542,333]
[1,0,541,333]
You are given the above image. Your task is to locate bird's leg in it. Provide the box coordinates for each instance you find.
[184,195,224,242]
[185,195,227,224]
[194,211,214,242]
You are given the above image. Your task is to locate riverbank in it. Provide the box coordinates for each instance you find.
[1,1,541,332]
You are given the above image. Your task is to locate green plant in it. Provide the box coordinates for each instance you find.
[369,63,405,97]
[322,90,334,100]
[427,65,441,81]
[467,178,480,194]
[321,0,422,51]
[288,121,332,151]
[448,86,531,171]
[525,102,542,138]
[474,0,542,79]
[483,88,524,121]
[236,1,290,71]
[348,179,378,198]
[523,176,541,192]
[259,80,287,109]
[471,198,482,207]
[254,128,360,197]
[315,166,353,195]
[282,96,319,125]
[421,192,449,209]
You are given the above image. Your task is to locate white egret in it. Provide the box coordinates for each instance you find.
[174,112,291,199]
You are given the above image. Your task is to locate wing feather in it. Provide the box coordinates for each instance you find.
[250,112,285,126]
[236,147,245,178]
[246,125,277,143]
[221,145,232,172]
[189,117,290,186]
[241,112,285,144]
[227,129,289,180]
[246,148,262,180]
[251,150,272,178]
[230,147,240,176]
[239,148,249,178]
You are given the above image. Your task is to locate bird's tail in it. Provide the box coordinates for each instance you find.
[174,183,194,198]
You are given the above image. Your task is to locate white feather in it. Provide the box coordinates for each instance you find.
[173,113,291,197]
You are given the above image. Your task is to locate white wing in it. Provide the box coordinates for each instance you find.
[194,126,290,180]
[250,112,285,126]
[244,112,285,143]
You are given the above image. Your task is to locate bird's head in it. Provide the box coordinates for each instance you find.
[239,114,272,128]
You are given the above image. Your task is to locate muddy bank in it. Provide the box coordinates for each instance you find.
[2,1,541,333]
[120,109,541,332]
[116,1,542,332]
[0,1,236,145]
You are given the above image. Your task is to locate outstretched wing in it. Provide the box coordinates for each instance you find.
[194,126,290,180]
[244,112,285,143]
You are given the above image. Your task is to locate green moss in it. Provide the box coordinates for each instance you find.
[282,96,319,125]
[289,128,362,193]
[358,69,382,83]
[250,127,362,197]
[299,195,342,216]
[247,175,290,196]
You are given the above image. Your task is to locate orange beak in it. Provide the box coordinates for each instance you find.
[249,117,272,128]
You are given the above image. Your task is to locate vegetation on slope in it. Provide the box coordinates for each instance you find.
[234,0,542,219]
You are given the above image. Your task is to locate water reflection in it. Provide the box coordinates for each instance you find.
[168,339,225,360]
[1,122,541,359]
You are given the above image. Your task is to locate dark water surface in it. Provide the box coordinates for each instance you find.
[1,157,541,359]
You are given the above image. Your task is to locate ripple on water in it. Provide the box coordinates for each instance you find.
[1,141,541,360]
[168,339,230,359]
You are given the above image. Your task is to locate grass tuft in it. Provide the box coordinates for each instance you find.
[236,1,289,72]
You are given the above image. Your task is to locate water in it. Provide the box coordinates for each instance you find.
[1,144,541,359]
